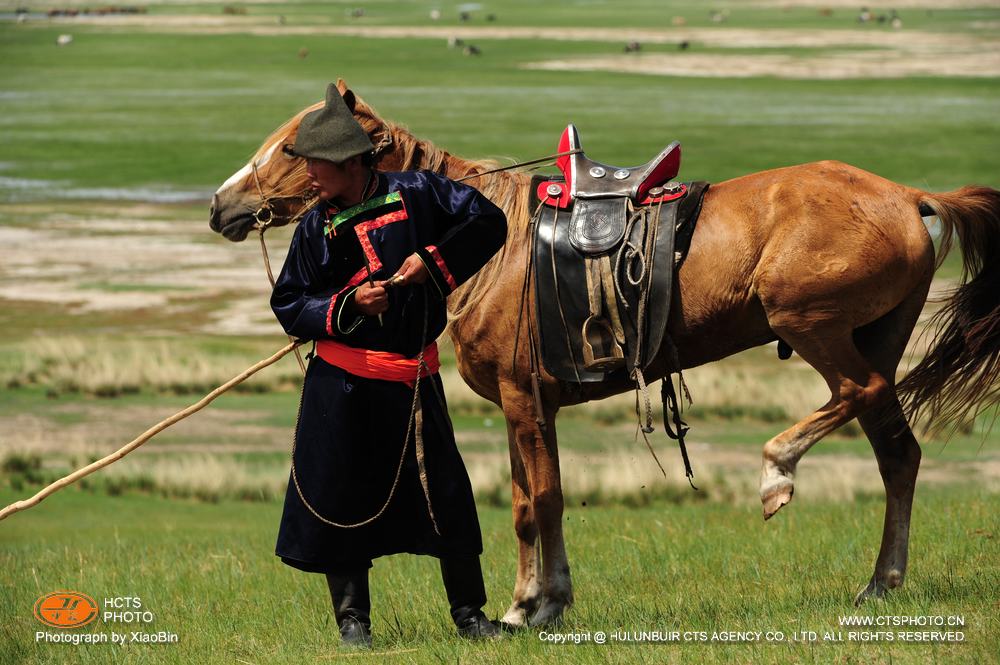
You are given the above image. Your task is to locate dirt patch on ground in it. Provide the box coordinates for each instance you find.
[39,19,999,79]
[750,0,996,7]
[0,204,283,334]
[0,403,284,455]
[464,441,998,504]
[527,50,1000,79]
[39,19,996,49]
[23,0,999,7]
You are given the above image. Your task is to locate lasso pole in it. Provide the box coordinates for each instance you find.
[0,340,305,522]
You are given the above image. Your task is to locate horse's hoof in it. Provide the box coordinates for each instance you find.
[854,578,886,606]
[501,606,530,629]
[528,601,565,627]
[855,570,904,606]
[761,479,794,520]
[499,620,526,634]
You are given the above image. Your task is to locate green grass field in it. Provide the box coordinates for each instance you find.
[2,1,999,662]
[1,487,997,665]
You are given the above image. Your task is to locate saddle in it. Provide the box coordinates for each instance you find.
[532,124,710,384]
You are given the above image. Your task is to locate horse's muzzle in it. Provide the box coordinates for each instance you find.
[208,193,257,242]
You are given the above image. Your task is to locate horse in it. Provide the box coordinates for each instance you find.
[209,81,1000,626]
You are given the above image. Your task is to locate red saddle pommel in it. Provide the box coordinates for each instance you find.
[555,124,682,201]
[555,124,579,196]
[636,144,681,201]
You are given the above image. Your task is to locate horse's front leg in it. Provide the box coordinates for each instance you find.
[500,446,542,628]
[499,381,573,626]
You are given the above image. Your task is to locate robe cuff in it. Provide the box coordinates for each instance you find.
[326,285,364,336]
[416,245,456,298]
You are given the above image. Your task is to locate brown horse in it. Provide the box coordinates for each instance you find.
[209,81,1000,625]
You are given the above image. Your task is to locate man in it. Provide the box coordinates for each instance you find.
[270,84,507,648]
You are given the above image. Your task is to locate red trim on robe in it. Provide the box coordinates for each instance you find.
[426,245,457,292]
[324,200,410,336]
[325,267,369,336]
[354,207,409,271]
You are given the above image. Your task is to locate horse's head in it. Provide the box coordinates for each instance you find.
[209,80,396,242]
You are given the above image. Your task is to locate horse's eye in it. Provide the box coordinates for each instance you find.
[281,144,298,159]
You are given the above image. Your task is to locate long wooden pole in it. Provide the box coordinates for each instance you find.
[0,340,304,522]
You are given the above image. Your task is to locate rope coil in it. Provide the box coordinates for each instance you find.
[288,289,440,532]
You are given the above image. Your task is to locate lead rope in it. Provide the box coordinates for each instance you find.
[289,291,437,530]
[252,160,310,375]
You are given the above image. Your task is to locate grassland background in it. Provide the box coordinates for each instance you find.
[1,1,999,663]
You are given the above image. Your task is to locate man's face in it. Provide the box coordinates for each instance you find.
[306,158,352,201]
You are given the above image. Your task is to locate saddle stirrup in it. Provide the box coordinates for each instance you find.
[581,315,625,372]
[581,255,625,372]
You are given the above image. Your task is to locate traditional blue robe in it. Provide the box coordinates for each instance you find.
[270,170,507,572]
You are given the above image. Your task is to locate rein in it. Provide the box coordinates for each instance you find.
[251,159,315,375]
[456,149,581,183]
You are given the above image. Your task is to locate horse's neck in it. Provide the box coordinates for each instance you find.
[380,124,532,243]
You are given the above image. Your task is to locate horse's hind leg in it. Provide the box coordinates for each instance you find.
[759,327,894,518]
[854,400,921,604]
[499,382,573,626]
[853,286,928,604]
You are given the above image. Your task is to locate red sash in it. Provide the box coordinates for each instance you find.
[315,339,440,386]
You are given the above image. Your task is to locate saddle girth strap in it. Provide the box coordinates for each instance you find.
[662,376,697,489]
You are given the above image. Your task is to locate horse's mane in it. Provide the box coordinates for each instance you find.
[252,103,321,200]
[350,99,533,322]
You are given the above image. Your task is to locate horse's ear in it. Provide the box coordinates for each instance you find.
[336,79,357,111]
[342,89,357,112]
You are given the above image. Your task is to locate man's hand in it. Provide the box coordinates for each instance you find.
[394,253,430,286]
[355,281,389,316]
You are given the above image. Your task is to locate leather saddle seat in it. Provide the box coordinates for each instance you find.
[555,124,682,254]
[532,124,710,383]
[558,123,681,201]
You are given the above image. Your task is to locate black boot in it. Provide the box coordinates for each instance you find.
[440,556,500,639]
[326,569,372,649]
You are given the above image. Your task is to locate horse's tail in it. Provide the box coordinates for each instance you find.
[897,185,1000,430]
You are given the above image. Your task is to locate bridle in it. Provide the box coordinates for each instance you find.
[249,159,317,375]
[250,159,316,233]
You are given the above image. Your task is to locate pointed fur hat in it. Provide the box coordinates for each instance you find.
[289,83,374,163]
